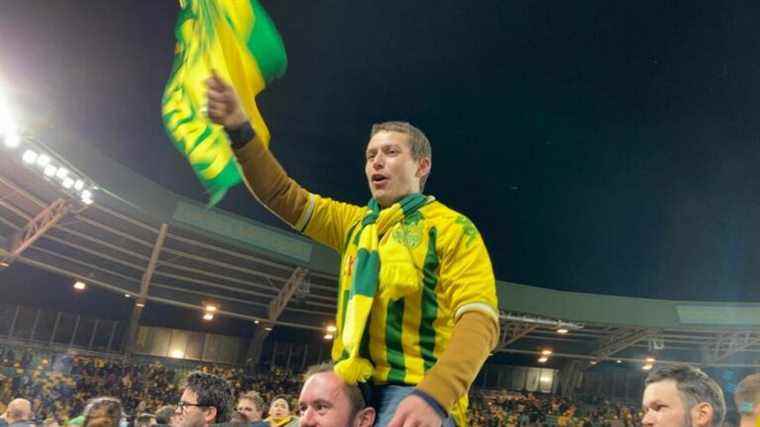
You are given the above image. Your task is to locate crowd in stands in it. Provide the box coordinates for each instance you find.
[0,344,301,425]
[1,343,753,427]
[467,391,641,427]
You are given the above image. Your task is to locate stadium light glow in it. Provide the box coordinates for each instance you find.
[62,177,74,189]
[326,325,337,333]
[170,350,185,359]
[56,168,69,179]
[73,280,86,291]
[264,327,272,331]
[642,364,653,371]
[540,349,553,356]
[81,189,93,205]
[254,320,260,324]
[203,313,214,321]
[124,294,131,298]
[43,165,57,177]
[22,149,37,164]
[205,304,217,313]
[645,356,656,363]
[590,360,598,366]
[616,359,622,364]
[557,328,569,334]
[324,334,333,340]
[36,154,51,168]
[0,112,19,149]
[2,131,20,149]
[538,356,549,363]
[136,302,145,308]
[74,180,85,191]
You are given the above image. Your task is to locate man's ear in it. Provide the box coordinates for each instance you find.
[416,157,431,178]
[691,402,714,427]
[204,407,218,424]
[353,407,376,427]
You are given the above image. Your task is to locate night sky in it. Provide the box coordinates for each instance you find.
[2,0,760,308]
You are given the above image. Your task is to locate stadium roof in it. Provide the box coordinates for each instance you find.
[1,136,760,367]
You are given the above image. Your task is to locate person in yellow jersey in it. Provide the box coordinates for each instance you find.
[206,71,499,427]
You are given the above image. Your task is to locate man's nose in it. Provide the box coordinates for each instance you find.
[299,407,316,427]
[641,410,655,426]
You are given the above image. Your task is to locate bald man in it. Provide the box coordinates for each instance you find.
[5,399,32,425]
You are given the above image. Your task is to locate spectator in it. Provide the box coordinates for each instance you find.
[134,414,157,427]
[42,418,60,427]
[5,399,33,425]
[236,392,264,422]
[175,372,232,427]
[82,397,123,427]
[298,362,375,427]
[735,373,760,427]
[154,406,176,426]
[642,365,725,427]
[264,396,297,427]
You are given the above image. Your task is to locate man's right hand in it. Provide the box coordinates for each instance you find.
[205,71,248,130]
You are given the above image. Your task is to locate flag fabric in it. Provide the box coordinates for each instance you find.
[162,0,287,204]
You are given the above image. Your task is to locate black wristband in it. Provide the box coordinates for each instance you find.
[410,389,448,421]
[225,121,255,150]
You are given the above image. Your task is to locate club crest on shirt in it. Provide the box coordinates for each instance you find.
[392,212,424,249]
[455,215,479,247]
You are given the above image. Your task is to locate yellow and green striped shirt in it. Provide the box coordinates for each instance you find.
[298,193,498,388]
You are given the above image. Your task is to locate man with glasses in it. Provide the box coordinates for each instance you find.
[175,372,233,427]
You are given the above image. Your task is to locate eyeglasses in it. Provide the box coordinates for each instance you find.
[177,401,207,412]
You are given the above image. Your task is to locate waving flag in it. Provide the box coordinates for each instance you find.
[162,0,287,204]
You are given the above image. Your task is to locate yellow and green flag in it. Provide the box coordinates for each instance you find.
[162,0,287,204]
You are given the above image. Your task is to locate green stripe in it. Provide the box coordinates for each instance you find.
[247,0,287,83]
[351,249,379,297]
[419,227,439,371]
[386,299,406,383]
[338,289,350,361]
[342,222,359,252]
[400,193,427,216]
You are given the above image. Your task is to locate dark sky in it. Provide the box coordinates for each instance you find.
[2,0,760,304]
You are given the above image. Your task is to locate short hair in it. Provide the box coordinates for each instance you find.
[238,391,264,414]
[6,399,32,422]
[735,373,760,412]
[134,414,156,427]
[645,365,726,427]
[183,371,233,423]
[304,362,366,417]
[153,406,175,425]
[82,397,123,427]
[370,121,432,191]
[270,395,291,412]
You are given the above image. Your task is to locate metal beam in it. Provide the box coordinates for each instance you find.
[269,267,308,321]
[498,321,540,348]
[1,198,73,266]
[591,328,659,359]
[705,331,760,363]
[246,267,308,365]
[125,224,169,353]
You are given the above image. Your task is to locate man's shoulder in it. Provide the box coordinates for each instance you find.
[421,200,486,250]
[420,199,468,223]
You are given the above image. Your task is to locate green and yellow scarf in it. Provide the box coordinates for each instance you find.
[334,193,431,384]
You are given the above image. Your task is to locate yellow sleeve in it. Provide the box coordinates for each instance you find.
[439,215,499,323]
[301,194,365,253]
[233,134,364,252]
